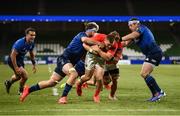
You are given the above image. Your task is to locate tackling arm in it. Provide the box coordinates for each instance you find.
[121,31,140,41]
[81,37,101,46]
[82,43,98,55]
[121,40,134,47]
[95,49,114,61]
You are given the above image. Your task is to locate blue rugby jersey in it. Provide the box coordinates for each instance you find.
[135,25,162,56]
[12,37,34,62]
[62,32,88,65]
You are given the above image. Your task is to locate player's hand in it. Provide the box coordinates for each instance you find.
[91,45,100,53]
[32,65,37,74]
[98,42,105,49]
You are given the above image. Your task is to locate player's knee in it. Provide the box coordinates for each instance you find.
[48,79,58,87]
[21,75,28,81]
[23,77,28,81]
[140,71,148,78]
[103,79,111,85]
[69,68,77,74]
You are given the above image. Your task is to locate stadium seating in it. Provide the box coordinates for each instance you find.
[35,43,64,55]
[123,44,173,57]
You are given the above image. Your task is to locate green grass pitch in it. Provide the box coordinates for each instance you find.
[0,64,180,115]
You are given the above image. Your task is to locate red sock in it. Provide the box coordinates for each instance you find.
[94,89,100,97]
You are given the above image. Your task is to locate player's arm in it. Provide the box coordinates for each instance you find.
[121,31,140,41]
[114,51,122,61]
[10,49,21,75]
[29,51,36,65]
[121,40,134,47]
[92,46,114,61]
[98,51,114,61]
[29,51,36,73]
[82,43,98,55]
[81,37,103,47]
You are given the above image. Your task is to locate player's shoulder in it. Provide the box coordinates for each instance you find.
[93,33,107,41]
[77,32,86,36]
[139,24,149,30]
[14,37,25,45]
[74,32,87,40]
[94,33,106,38]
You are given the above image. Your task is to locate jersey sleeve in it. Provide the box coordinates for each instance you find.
[136,25,145,35]
[12,40,22,53]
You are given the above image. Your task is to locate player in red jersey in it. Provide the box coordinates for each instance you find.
[76,31,118,103]
[103,31,128,100]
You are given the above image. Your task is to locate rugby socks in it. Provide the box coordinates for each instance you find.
[150,76,161,93]
[61,83,72,97]
[145,75,161,96]
[29,84,40,93]
[9,79,15,84]
[94,89,101,97]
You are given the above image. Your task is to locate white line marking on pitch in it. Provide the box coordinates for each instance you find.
[0,109,180,112]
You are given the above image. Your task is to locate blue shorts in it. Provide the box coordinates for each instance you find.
[8,57,24,72]
[75,60,85,77]
[54,55,71,77]
[145,52,163,66]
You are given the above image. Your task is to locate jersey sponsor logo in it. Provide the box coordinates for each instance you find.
[151,59,157,63]
[145,58,149,61]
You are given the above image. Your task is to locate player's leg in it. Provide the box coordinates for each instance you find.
[109,69,119,100]
[103,71,112,90]
[76,53,95,96]
[58,63,78,104]
[78,69,94,85]
[77,53,95,86]
[86,75,96,86]
[110,75,119,100]
[4,58,21,94]
[18,67,28,94]
[141,54,165,102]
[20,56,66,102]
[93,65,104,103]
[4,74,21,94]
[20,72,64,102]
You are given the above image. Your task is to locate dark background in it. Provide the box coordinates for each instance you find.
[0,0,180,58]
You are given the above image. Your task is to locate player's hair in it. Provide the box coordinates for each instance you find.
[128,17,140,25]
[129,17,139,21]
[25,27,36,35]
[107,31,120,43]
[85,22,99,32]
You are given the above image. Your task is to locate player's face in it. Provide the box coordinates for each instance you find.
[104,39,112,50]
[128,23,138,32]
[89,31,96,37]
[26,31,36,43]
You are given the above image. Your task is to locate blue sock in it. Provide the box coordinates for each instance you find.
[29,84,40,93]
[145,75,161,95]
[61,83,72,97]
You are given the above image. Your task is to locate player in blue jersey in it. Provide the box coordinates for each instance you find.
[4,27,37,95]
[121,18,166,102]
[20,22,101,104]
